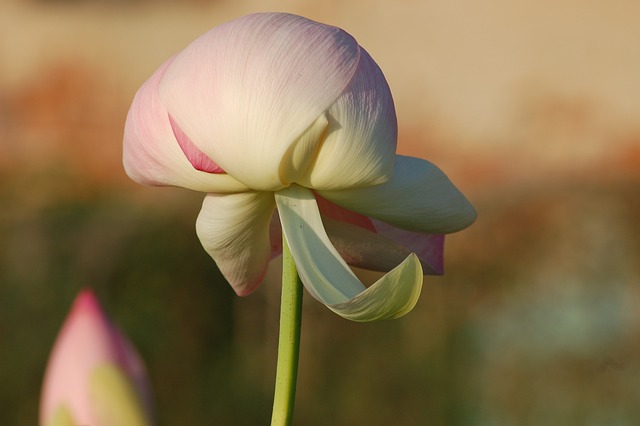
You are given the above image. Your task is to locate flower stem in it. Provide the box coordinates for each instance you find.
[270,234,303,426]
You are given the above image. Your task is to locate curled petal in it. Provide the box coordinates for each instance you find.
[318,155,477,234]
[269,196,443,274]
[123,57,248,193]
[159,13,361,191]
[275,185,423,321]
[298,47,397,190]
[196,192,275,296]
[329,254,422,321]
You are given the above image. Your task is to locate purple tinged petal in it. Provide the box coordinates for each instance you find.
[371,220,445,275]
[316,194,445,274]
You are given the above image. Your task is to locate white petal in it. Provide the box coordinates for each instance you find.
[159,13,361,191]
[318,155,477,233]
[123,57,248,193]
[196,192,275,296]
[298,48,397,190]
[275,185,423,321]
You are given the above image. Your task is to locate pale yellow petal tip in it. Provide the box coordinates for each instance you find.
[90,364,152,426]
[44,405,75,426]
[328,253,423,322]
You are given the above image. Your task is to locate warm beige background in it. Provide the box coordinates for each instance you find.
[2,0,639,184]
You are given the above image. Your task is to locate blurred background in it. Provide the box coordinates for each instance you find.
[1,0,639,424]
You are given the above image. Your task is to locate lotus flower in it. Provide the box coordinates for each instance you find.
[123,12,476,321]
[40,289,153,426]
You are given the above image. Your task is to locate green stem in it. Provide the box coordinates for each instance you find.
[270,234,303,426]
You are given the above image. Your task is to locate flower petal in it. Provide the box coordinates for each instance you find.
[159,13,361,191]
[298,47,397,190]
[123,57,248,193]
[195,191,275,296]
[318,155,477,233]
[275,185,423,321]
[270,195,443,274]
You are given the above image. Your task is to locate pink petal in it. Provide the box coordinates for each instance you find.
[168,114,224,173]
[123,57,248,193]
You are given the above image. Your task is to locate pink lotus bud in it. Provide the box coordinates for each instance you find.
[40,289,153,426]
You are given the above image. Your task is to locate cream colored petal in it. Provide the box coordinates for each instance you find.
[298,48,397,190]
[123,57,249,193]
[196,192,275,296]
[275,185,423,321]
[159,13,361,191]
[318,155,477,233]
